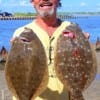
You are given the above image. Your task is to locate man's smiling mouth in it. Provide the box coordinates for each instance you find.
[40,2,53,7]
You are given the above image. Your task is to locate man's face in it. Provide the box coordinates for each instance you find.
[32,0,59,18]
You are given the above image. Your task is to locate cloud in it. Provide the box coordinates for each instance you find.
[1,0,31,7]
[0,0,2,4]
[97,3,100,7]
[80,2,86,6]
[19,0,31,7]
[95,3,100,11]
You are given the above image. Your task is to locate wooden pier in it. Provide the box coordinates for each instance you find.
[0,16,36,20]
[0,15,86,20]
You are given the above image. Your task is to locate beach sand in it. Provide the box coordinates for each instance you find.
[0,51,100,100]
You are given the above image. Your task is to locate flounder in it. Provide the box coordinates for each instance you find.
[54,23,97,100]
[5,27,48,100]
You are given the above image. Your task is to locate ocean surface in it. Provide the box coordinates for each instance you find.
[0,15,100,51]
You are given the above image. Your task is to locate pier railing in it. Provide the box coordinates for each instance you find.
[0,15,87,20]
[0,16,36,20]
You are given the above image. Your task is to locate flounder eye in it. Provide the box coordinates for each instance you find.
[63,31,76,39]
[20,37,31,43]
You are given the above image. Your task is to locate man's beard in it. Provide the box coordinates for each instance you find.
[35,7,55,18]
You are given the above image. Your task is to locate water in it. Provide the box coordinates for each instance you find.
[67,16,100,43]
[0,16,100,51]
[0,19,32,51]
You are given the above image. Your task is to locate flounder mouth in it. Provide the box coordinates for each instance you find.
[39,2,53,7]
[19,37,31,43]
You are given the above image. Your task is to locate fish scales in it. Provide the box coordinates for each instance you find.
[54,23,97,100]
[5,28,48,100]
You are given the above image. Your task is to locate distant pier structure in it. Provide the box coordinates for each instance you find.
[0,15,87,20]
[0,16,36,20]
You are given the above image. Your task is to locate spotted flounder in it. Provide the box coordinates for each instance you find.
[54,23,97,100]
[5,28,48,100]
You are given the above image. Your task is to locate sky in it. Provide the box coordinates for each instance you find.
[0,0,100,13]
